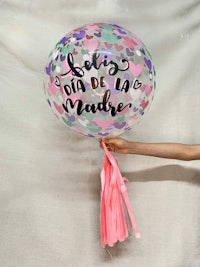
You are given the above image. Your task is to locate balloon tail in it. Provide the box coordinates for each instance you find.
[100,141,140,248]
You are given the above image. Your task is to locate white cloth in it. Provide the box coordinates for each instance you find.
[0,0,200,266]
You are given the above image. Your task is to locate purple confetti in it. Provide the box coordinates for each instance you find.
[124,73,130,79]
[86,134,95,138]
[126,47,134,57]
[73,30,85,40]
[45,62,51,75]
[113,122,126,129]
[98,132,109,136]
[117,28,127,35]
[60,36,68,44]
[144,57,152,70]
[60,54,66,61]
[94,32,101,38]
[65,114,75,122]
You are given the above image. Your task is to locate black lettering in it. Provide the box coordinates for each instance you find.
[64,84,71,96]
[121,80,129,92]
[61,52,130,78]
[133,79,142,89]
[91,77,99,89]
[62,93,132,117]
[76,79,86,93]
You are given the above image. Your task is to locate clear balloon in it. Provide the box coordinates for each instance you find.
[44,22,156,138]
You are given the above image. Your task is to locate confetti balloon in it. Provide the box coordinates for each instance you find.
[44,22,156,138]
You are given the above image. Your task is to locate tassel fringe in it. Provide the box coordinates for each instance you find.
[100,141,140,248]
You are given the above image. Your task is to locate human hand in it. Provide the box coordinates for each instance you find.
[99,137,130,154]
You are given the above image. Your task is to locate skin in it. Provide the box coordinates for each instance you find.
[99,137,200,161]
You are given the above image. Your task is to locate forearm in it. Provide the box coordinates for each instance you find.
[127,142,200,161]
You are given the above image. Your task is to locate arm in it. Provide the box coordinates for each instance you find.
[99,137,200,161]
[128,142,200,161]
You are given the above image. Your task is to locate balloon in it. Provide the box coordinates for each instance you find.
[44,22,156,138]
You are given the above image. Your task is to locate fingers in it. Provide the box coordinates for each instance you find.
[99,137,113,151]
[102,138,110,145]
[107,144,115,152]
[99,137,110,145]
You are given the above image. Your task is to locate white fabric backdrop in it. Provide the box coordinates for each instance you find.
[0,0,200,266]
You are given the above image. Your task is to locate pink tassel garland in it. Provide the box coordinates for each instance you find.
[100,141,141,248]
